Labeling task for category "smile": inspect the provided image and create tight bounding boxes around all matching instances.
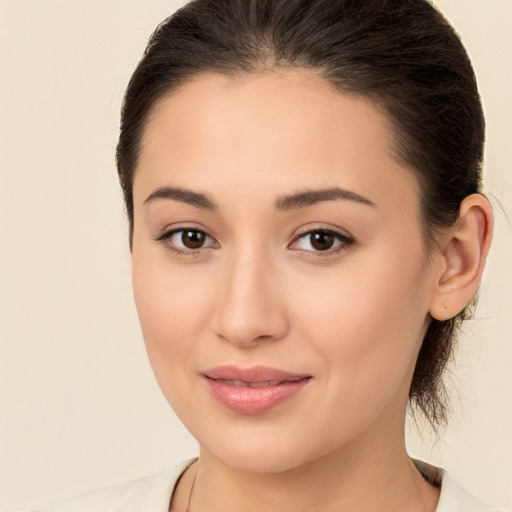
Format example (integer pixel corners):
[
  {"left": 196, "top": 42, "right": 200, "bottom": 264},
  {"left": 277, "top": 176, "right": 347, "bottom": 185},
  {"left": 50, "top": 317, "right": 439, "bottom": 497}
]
[
  {"left": 214, "top": 379, "right": 299, "bottom": 388},
  {"left": 203, "top": 366, "right": 312, "bottom": 414}
]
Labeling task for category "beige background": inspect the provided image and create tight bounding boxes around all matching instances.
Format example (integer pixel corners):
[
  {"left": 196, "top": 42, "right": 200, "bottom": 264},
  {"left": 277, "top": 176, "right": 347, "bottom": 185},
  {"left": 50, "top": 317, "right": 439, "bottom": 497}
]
[{"left": 0, "top": 0, "right": 510, "bottom": 510}]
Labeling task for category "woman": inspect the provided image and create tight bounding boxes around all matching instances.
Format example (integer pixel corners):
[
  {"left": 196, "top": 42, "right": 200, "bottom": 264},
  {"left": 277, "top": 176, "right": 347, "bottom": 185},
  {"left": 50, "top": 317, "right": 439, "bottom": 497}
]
[{"left": 32, "top": 0, "right": 505, "bottom": 510}]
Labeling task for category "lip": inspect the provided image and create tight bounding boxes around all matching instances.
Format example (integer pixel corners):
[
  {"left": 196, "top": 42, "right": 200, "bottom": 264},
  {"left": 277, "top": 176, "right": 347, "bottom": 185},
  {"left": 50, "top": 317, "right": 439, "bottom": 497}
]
[{"left": 202, "top": 365, "right": 312, "bottom": 414}]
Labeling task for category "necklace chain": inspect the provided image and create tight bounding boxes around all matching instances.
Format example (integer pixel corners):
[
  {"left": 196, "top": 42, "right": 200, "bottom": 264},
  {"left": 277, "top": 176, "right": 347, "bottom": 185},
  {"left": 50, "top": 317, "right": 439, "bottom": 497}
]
[{"left": 185, "top": 464, "right": 199, "bottom": 512}]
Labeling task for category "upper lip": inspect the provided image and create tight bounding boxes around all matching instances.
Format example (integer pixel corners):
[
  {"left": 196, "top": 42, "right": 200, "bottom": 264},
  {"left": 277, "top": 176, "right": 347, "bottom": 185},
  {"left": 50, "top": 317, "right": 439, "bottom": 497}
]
[{"left": 203, "top": 365, "right": 311, "bottom": 383}]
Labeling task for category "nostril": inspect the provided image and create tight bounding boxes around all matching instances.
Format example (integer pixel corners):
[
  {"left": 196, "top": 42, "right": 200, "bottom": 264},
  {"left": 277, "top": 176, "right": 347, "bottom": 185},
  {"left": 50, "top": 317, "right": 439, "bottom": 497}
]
[
  {"left": 214, "top": 312, "right": 289, "bottom": 347},
  {"left": 213, "top": 262, "right": 289, "bottom": 345}
]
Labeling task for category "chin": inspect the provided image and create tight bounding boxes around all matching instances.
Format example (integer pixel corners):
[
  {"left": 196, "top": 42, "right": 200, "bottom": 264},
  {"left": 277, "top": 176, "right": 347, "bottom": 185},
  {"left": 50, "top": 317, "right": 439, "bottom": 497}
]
[
  {"left": 194, "top": 423, "right": 332, "bottom": 474},
  {"left": 210, "top": 447, "right": 307, "bottom": 474}
]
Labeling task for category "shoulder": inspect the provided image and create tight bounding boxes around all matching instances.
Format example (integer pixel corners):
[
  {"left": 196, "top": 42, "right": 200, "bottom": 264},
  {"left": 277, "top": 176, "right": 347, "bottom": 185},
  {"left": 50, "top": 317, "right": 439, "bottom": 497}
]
[
  {"left": 413, "top": 459, "right": 509, "bottom": 512},
  {"left": 437, "top": 471, "right": 508, "bottom": 512},
  {"left": 31, "top": 458, "right": 195, "bottom": 512}
]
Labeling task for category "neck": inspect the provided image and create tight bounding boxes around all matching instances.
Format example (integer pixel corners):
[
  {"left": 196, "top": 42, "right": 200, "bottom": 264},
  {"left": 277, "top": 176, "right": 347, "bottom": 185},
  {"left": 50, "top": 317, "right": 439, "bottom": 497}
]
[{"left": 184, "top": 423, "right": 439, "bottom": 512}]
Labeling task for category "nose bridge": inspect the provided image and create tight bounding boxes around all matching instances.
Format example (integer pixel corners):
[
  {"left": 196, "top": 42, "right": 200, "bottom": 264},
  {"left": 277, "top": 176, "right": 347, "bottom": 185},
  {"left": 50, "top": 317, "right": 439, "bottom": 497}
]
[{"left": 214, "top": 241, "right": 288, "bottom": 346}]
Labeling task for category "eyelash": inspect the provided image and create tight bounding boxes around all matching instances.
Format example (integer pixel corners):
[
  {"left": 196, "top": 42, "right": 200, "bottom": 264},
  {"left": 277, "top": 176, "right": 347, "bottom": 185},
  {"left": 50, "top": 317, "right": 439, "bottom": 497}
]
[
  {"left": 291, "top": 227, "right": 354, "bottom": 258},
  {"left": 153, "top": 228, "right": 217, "bottom": 257},
  {"left": 153, "top": 227, "right": 354, "bottom": 258}
]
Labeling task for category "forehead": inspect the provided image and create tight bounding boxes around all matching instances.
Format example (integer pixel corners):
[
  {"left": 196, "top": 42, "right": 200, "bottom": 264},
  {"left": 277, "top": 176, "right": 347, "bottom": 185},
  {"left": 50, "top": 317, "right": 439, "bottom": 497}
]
[
  {"left": 135, "top": 70, "right": 419, "bottom": 216},
  {"left": 142, "top": 69, "right": 395, "bottom": 157}
]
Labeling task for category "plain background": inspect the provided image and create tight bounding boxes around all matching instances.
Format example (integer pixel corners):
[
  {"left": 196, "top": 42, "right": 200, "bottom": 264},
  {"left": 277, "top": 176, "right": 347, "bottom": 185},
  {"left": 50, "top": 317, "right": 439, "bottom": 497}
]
[{"left": 0, "top": 0, "right": 510, "bottom": 510}]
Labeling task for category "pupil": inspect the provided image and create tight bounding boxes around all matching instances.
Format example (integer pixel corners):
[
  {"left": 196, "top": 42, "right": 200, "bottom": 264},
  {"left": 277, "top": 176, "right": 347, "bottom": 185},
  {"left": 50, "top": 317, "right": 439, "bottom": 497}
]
[
  {"left": 182, "top": 230, "right": 205, "bottom": 249},
  {"left": 311, "top": 232, "right": 334, "bottom": 251}
]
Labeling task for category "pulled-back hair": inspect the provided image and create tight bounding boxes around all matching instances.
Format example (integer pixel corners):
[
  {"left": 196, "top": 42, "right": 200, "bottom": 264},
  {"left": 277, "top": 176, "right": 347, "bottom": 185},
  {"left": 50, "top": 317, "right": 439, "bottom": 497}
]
[{"left": 116, "top": 0, "right": 485, "bottom": 428}]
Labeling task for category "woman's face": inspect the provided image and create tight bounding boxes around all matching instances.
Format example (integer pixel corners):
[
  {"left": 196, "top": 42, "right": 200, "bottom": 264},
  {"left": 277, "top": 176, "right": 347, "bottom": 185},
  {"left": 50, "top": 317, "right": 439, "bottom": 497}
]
[{"left": 132, "top": 70, "right": 439, "bottom": 472}]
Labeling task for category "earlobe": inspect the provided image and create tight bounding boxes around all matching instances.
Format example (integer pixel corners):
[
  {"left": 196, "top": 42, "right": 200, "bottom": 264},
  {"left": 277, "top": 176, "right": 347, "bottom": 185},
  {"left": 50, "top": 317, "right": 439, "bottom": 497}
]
[{"left": 429, "top": 194, "right": 493, "bottom": 321}]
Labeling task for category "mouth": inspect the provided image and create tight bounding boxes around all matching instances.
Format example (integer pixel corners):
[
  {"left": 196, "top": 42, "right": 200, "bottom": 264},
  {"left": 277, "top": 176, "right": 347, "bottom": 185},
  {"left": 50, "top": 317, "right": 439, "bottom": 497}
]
[
  {"left": 212, "top": 379, "right": 296, "bottom": 388},
  {"left": 202, "top": 365, "right": 312, "bottom": 414}
]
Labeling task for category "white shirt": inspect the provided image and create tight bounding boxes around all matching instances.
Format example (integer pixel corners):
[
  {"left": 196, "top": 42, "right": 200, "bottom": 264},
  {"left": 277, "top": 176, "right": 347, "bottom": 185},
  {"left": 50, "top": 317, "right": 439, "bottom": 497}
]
[{"left": 32, "top": 458, "right": 507, "bottom": 512}]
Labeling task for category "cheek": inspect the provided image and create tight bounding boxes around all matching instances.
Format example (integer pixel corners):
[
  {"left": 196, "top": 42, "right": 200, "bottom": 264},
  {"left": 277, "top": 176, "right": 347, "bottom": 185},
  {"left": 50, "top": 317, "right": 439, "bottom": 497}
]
[
  {"left": 289, "top": 246, "right": 430, "bottom": 395},
  {"left": 293, "top": 250, "right": 427, "bottom": 335},
  {"left": 131, "top": 246, "right": 215, "bottom": 386}
]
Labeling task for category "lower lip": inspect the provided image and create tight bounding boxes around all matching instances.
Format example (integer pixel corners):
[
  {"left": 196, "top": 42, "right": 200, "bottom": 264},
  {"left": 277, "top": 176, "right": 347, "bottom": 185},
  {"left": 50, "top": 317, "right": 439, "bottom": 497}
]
[{"left": 204, "top": 377, "right": 311, "bottom": 414}]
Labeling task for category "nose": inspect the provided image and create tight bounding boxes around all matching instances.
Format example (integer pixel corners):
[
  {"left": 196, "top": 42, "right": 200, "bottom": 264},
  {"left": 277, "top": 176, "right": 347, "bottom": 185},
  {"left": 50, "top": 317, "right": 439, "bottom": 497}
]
[{"left": 213, "top": 246, "right": 289, "bottom": 347}]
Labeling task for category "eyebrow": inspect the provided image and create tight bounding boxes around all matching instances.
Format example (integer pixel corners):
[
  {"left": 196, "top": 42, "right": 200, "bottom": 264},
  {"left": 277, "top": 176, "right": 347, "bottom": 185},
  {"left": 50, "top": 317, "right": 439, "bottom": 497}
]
[
  {"left": 143, "top": 186, "right": 376, "bottom": 211},
  {"left": 275, "top": 187, "right": 376, "bottom": 211},
  {"left": 144, "top": 187, "right": 218, "bottom": 211}
]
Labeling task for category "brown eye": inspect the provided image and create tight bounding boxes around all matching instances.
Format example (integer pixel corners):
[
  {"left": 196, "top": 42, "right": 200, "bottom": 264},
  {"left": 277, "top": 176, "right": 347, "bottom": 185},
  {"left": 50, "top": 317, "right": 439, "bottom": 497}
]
[
  {"left": 155, "top": 227, "right": 217, "bottom": 255},
  {"left": 290, "top": 228, "right": 354, "bottom": 255},
  {"left": 181, "top": 230, "right": 206, "bottom": 249},
  {"left": 309, "top": 232, "right": 335, "bottom": 251}
]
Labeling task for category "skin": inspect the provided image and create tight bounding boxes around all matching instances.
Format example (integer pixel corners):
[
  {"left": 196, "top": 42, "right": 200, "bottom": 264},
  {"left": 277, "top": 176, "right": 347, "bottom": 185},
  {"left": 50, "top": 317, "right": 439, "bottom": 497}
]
[{"left": 131, "top": 70, "right": 492, "bottom": 512}]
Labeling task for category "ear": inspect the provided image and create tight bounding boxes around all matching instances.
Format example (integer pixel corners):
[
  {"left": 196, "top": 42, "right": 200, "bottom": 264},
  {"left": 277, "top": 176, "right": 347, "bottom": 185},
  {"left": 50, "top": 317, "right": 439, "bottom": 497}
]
[{"left": 429, "top": 194, "right": 493, "bottom": 321}]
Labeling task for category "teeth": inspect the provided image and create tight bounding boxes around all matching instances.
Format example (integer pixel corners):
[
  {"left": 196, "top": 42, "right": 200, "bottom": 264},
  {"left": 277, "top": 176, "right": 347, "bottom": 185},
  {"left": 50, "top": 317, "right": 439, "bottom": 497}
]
[
  {"left": 248, "top": 380, "right": 281, "bottom": 388},
  {"left": 216, "top": 379, "right": 282, "bottom": 387}
]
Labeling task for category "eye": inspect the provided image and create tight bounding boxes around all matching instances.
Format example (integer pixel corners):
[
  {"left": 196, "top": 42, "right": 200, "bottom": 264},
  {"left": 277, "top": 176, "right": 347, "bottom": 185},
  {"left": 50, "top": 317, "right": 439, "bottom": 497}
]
[
  {"left": 290, "top": 228, "right": 354, "bottom": 256},
  {"left": 154, "top": 227, "right": 218, "bottom": 255}
]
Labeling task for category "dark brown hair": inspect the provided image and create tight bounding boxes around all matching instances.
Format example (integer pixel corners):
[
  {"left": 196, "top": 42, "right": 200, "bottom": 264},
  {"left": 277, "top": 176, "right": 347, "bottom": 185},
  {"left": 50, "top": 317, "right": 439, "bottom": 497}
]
[{"left": 116, "top": 0, "right": 485, "bottom": 427}]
